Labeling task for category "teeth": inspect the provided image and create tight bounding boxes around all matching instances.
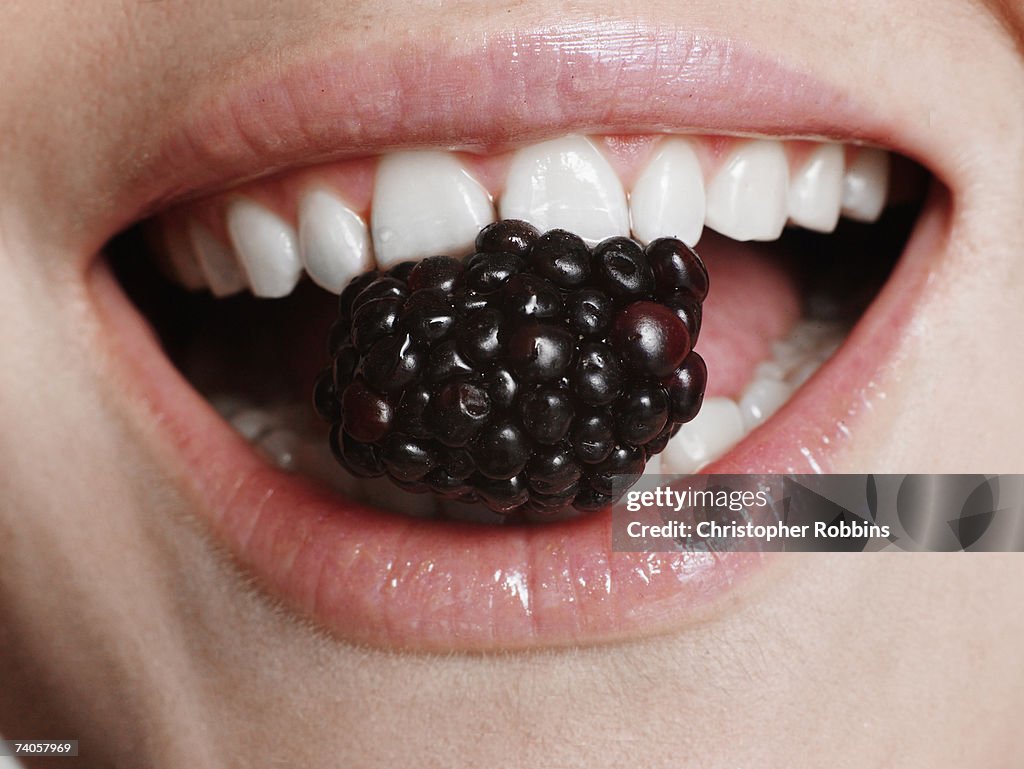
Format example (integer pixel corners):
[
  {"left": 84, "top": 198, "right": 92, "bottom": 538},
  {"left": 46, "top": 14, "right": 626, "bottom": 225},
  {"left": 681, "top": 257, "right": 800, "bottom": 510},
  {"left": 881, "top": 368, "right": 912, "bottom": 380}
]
[
  {"left": 188, "top": 220, "right": 247, "bottom": 297},
  {"left": 371, "top": 150, "right": 495, "bottom": 268},
  {"left": 298, "top": 188, "right": 375, "bottom": 294},
  {"left": 160, "top": 133, "right": 895, "bottom": 300},
  {"left": 256, "top": 427, "right": 300, "bottom": 471},
  {"left": 705, "top": 140, "right": 789, "bottom": 241},
  {"left": 658, "top": 320, "right": 845, "bottom": 475},
  {"left": 228, "top": 407, "right": 276, "bottom": 441},
  {"left": 499, "top": 135, "right": 630, "bottom": 244},
  {"left": 226, "top": 199, "right": 303, "bottom": 298},
  {"left": 842, "top": 148, "right": 890, "bottom": 222},
  {"left": 156, "top": 222, "right": 207, "bottom": 290},
  {"left": 787, "top": 143, "right": 844, "bottom": 233},
  {"left": 738, "top": 378, "right": 794, "bottom": 430},
  {"left": 629, "top": 138, "right": 706, "bottom": 247},
  {"left": 661, "top": 397, "right": 746, "bottom": 475}
]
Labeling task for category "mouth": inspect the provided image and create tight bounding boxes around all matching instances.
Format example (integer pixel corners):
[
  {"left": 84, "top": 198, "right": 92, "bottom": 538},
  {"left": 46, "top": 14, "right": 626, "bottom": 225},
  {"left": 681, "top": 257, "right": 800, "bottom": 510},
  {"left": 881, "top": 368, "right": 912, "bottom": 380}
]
[{"left": 90, "top": 23, "right": 944, "bottom": 652}]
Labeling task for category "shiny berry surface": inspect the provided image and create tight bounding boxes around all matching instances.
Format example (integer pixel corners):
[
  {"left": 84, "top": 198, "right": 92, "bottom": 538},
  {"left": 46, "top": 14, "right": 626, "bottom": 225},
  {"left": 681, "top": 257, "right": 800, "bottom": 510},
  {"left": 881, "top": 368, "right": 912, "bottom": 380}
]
[
  {"left": 314, "top": 221, "right": 709, "bottom": 517},
  {"left": 519, "top": 386, "right": 574, "bottom": 445},
  {"left": 645, "top": 237, "right": 709, "bottom": 300},
  {"left": 592, "top": 237, "right": 654, "bottom": 298},
  {"left": 529, "top": 229, "right": 591, "bottom": 289},
  {"left": 474, "top": 219, "right": 539, "bottom": 258},
  {"left": 610, "top": 301, "right": 691, "bottom": 378}
]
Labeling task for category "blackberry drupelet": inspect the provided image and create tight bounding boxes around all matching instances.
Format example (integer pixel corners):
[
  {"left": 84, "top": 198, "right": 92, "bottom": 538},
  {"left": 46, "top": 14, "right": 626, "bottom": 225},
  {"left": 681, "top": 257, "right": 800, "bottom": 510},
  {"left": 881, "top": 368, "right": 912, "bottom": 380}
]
[{"left": 314, "top": 220, "right": 709, "bottom": 518}]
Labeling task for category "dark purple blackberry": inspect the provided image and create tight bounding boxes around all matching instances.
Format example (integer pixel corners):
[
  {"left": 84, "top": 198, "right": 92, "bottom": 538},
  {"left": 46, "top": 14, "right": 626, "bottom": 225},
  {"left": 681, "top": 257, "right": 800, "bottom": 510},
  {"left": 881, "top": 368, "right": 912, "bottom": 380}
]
[
  {"left": 503, "top": 274, "right": 563, "bottom": 320},
  {"left": 362, "top": 334, "right": 425, "bottom": 393},
  {"left": 399, "top": 288, "right": 456, "bottom": 342},
  {"left": 592, "top": 237, "right": 654, "bottom": 298},
  {"left": 565, "top": 288, "right": 612, "bottom": 337},
  {"left": 314, "top": 221, "right": 709, "bottom": 518},
  {"left": 529, "top": 229, "right": 591, "bottom": 289},
  {"left": 571, "top": 343, "right": 623, "bottom": 406},
  {"left": 610, "top": 301, "right": 691, "bottom": 378},
  {"left": 663, "top": 351, "right": 707, "bottom": 424},
  {"left": 408, "top": 255, "right": 463, "bottom": 293},
  {"left": 475, "top": 219, "right": 539, "bottom": 258},
  {"left": 350, "top": 297, "right": 402, "bottom": 353},
  {"left": 425, "top": 379, "right": 491, "bottom": 447},
  {"left": 340, "top": 379, "right": 393, "bottom": 442},
  {"left": 519, "top": 386, "right": 574, "bottom": 445},
  {"left": 645, "top": 237, "right": 709, "bottom": 300}
]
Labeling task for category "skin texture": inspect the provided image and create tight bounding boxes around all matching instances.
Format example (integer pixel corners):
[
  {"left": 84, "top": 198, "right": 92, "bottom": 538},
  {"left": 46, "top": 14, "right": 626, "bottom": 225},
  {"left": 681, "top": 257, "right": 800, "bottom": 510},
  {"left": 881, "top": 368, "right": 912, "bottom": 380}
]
[{"left": 1, "top": 1, "right": 1023, "bottom": 767}]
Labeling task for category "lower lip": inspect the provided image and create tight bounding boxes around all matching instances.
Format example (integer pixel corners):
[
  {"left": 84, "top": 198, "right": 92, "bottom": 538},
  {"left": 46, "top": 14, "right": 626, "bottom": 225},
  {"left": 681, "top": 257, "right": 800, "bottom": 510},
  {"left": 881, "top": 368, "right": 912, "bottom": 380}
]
[{"left": 89, "top": 191, "right": 946, "bottom": 651}]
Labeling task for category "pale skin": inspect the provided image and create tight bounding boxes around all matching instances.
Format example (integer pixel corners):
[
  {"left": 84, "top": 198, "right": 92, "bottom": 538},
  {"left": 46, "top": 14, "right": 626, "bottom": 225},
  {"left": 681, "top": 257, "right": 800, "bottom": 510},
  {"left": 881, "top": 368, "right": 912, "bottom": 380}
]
[{"left": 1, "top": 1, "right": 1023, "bottom": 767}]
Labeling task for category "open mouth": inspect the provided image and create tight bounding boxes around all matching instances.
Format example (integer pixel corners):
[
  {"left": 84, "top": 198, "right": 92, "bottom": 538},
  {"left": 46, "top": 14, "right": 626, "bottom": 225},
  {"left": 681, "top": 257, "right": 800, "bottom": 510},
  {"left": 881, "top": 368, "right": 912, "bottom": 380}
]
[{"left": 90, "top": 25, "right": 945, "bottom": 652}]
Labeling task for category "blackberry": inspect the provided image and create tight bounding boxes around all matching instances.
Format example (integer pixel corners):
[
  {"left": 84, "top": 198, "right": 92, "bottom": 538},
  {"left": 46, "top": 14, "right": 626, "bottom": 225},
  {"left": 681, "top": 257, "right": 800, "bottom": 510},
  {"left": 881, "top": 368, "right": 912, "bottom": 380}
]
[{"left": 314, "top": 220, "right": 709, "bottom": 518}]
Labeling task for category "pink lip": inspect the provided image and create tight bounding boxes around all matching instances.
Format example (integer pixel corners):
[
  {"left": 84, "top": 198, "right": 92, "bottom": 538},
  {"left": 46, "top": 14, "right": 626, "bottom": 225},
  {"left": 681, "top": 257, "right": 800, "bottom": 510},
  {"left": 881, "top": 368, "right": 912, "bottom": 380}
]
[
  {"left": 89, "top": 25, "right": 948, "bottom": 651},
  {"left": 127, "top": 21, "right": 925, "bottom": 229}
]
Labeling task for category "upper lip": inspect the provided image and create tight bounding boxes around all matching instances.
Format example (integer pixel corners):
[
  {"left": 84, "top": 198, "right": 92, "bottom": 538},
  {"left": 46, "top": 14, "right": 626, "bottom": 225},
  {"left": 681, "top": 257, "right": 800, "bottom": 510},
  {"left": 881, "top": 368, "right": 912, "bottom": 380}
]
[
  {"left": 126, "top": 20, "right": 938, "bottom": 234},
  {"left": 91, "top": 21, "right": 948, "bottom": 652}
]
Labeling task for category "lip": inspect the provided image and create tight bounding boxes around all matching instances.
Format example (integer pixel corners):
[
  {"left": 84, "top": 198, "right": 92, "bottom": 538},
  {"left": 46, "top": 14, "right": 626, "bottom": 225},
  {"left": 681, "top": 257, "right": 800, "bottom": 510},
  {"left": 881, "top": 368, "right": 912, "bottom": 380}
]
[
  {"left": 87, "top": 24, "right": 950, "bottom": 652},
  {"left": 122, "top": 20, "right": 944, "bottom": 239}
]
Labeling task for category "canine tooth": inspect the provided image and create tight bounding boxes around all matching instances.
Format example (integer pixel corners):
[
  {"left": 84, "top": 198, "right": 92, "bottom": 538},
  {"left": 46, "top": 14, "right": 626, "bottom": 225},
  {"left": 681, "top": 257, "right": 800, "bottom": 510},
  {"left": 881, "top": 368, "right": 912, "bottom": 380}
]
[
  {"left": 842, "top": 148, "right": 890, "bottom": 222},
  {"left": 298, "top": 189, "right": 374, "bottom": 294},
  {"left": 770, "top": 338, "right": 804, "bottom": 373},
  {"left": 226, "top": 199, "right": 302, "bottom": 298},
  {"left": 372, "top": 151, "right": 494, "bottom": 267},
  {"left": 188, "top": 220, "right": 247, "bottom": 297},
  {"left": 500, "top": 135, "right": 629, "bottom": 244},
  {"left": 754, "top": 360, "right": 786, "bottom": 381},
  {"left": 705, "top": 140, "right": 789, "bottom": 241},
  {"left": 787, "top": 359, "right": 821, "bottom": 389},
  {"left": 208, "top": 394, "right": 246, "bottom": 420},
  {"left": 661, "top": 397, "right": 746, "bottom": 474},
  {"left": 629, "top": 138, "right": 706, "bottom": 246},
  {"left": 229, "top": 408, "right": 274, "bottom": 441},
  {"left": 787, "top": 321, "right": 833, "bottom": 352},
  {"left": 739, "top": 378, "right": 793, "bottom": 430},
  {"left": 787, "top": 143, "right": 844, "bottom": 233},
  {"left": 257, "top": 428, "right": 299, "bottom": 470},
  {"left": 158, "top": 223, "right": 207, "bottom": 290}
]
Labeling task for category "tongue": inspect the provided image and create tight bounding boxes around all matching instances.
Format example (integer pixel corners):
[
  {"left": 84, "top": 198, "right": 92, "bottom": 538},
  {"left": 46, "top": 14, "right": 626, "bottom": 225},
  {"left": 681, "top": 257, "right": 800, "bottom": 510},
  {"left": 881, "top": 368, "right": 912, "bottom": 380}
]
[
  {"left": 695, "top": 232, "right": 801, "bottom": 398},
  {"left": 177, "top": 231, "right": 801, "bottom": 405}
]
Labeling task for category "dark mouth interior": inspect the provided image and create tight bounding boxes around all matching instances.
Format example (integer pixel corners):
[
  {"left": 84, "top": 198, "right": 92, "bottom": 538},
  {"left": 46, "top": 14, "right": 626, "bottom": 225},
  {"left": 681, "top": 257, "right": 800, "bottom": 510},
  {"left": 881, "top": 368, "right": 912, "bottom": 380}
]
[{"left": 105, "top": 160, "right": 929, "bottom": 522}]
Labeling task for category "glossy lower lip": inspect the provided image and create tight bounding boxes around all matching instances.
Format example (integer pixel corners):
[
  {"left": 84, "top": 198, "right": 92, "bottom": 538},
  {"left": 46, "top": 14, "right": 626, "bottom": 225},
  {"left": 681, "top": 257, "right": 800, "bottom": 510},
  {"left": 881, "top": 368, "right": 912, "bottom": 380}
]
[{"left": 89, "top": 24, "right": 949, "bottom": 652}]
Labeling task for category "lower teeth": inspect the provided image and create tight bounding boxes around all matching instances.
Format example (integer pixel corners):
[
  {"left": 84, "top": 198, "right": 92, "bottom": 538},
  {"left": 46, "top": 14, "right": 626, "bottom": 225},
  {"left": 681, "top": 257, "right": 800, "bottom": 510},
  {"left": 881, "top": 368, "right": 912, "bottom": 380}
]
[{"left": 210, "top": 317, "right": 847, "bottom": 521}]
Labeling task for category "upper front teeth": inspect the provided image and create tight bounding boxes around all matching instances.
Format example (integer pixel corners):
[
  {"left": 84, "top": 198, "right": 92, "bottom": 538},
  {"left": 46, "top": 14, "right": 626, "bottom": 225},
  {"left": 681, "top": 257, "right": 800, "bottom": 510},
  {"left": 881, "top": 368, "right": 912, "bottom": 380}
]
[
  {"left": 298, "top": 188, "right": 374, "bottom": 293},
  {"left": 704, "top": 139, "right": 790, "bottom": 242},
  {"left": 225, "top": 199, "right": 302, "bottom": 298},
  {"left": 189, "top": 219, "right": 247, "bottom": 297},
  {"left": 628, "top": 137, "right": 706, "bottom": 247},
  {"left": 841, "top": 147, "right": 890, "bottom": 222},
  {"left": 371, "top": 150, "right": 495, "bottom": 266},
  {"left": 499, "top": 135, "right": 630, "bottom": 244},
  {"left": 156, "top": 133, "right": 892, "bottom": 298},
  {"left": 787, "top": 143, "right": 844, "bottom": 233}
]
